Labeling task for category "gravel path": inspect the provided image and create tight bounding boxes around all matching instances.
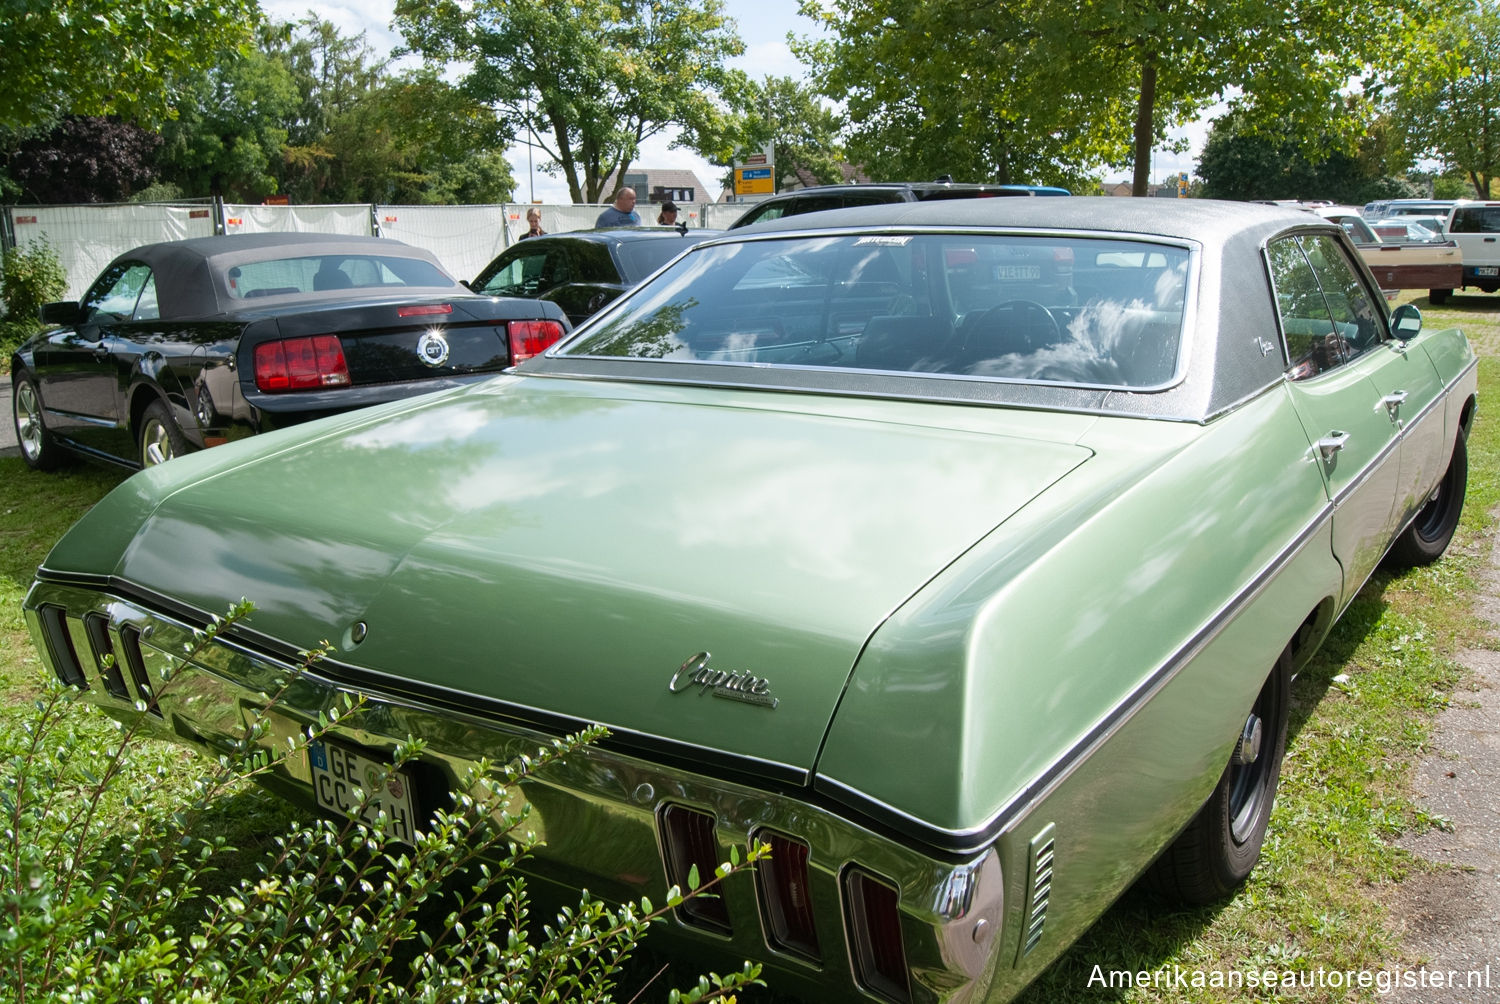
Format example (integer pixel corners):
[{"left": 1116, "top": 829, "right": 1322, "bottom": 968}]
[{"left": 1385, "top": 522, "right": 1500, "bottom": 1003}]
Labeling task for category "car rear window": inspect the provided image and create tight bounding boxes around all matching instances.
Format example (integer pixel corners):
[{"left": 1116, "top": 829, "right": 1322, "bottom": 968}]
[
  {"left": 225, "top": 254, "right": 454, "bottom": 299},
  {"left": 615, "top": 239, "right": 700, "bottom": 283},
  {"left": 560, "top": 233, "right": 1190, "bottom": 389}
]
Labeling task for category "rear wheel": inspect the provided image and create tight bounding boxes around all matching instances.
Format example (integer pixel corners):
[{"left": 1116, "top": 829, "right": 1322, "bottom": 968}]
[
  {"left": 138, "top": 399, "right": 189, "bottom": 467},
  {"left": 1427, "top": 289, "right": 1451, "bottom": 306},
  {"left": 1148, "top": 648, "right": 1291, "bottom": 905},
  {"left": 1387, "top": 433, "right": 1467, "bottom": 569},
  {"left": 12, "top": 373, "right": 67, "bottom": 471}
]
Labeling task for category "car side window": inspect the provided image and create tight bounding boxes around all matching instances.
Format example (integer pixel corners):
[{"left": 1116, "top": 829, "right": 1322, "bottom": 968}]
[
  {"left": 83, "top": 263, "right": 154, "bottom": 324},
  {"left": 134, "top": 275, "right": 160, "bottom": 320},
  {"left": 1449, "top": 207, "right": 1500, "bottom": 234},
  {"left": 1268, "top": 235, "right": 1384, "bottom": 381},
  {"left": 479, "top": 249, "right": 553, "bottom": 296}
]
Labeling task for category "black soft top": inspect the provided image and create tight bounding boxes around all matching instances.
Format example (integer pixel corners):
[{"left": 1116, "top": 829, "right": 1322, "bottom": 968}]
[{"left": 111, "top": 233, "right": 457, "bottom": 319}]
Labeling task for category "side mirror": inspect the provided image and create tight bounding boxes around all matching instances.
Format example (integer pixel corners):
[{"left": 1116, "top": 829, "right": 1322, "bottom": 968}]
[
  {"left": 1390, "top": 302, "right": 1422, "bottom": 340},
  {"left": 39, "top": 301, "right": 82, "bottom": 326}
]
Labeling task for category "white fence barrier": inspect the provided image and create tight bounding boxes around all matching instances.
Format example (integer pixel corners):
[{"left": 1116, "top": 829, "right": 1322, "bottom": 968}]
[
  {"left": 10, "top": 204, "right": 216, "bottom": 299},
  {"left": 222, "top": 203, "right": 373, "bottom": 237},
  {"left": 5, "top": 199, "right": 746, "bottom": 303}
]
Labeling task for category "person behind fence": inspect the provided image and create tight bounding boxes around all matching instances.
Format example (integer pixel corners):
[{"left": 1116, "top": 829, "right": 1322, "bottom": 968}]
[
  {"left": 519, "top": 207, "right": 547, "bottom": 240},
  {"left": 596, "top": 187, "right": 641, "bottom": 227},
  {"left": 656, "top": 200, "right": 679, "bottom": 226}
]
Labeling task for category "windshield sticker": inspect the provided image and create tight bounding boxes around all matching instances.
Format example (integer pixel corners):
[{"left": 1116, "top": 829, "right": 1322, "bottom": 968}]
[{"left": 853, "top": 236, "right": 913, "bottom": 247}]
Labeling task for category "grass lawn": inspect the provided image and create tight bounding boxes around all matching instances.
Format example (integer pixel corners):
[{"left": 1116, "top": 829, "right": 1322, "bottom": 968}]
[{"left": 2, "top": 289, "right": 1497, "bottom": 1002}]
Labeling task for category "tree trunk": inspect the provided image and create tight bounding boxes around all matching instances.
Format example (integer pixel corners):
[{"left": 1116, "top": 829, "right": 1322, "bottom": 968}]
[{"left": 1132, "top": 54, "right": 1157, "bottom": 198}]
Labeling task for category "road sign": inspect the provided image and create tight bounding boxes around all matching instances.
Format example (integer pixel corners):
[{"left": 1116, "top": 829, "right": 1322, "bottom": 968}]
[{"left": 735, "top": 166, "right": 774, "bottom": 195}]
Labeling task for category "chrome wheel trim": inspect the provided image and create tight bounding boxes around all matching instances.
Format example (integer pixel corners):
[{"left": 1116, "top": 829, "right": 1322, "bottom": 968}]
[
  {"left": 15, "top": 381, "right": 44, "bottom": 462},
  {"left": 140, "top": 418, "right": 174, "bottom": 466}
]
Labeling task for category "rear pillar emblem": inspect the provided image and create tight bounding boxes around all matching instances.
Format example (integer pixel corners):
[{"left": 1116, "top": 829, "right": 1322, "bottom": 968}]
[{"left": 416, "top": 331, "right": 450, "bottom": 367}]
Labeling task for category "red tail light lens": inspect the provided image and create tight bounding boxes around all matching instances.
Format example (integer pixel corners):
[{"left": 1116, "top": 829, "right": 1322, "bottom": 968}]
[
  {"left": 754, "top": 830, "right": 820, "bottom": 962},
  {"left": 844, "top": 868, "right": 911, "bottom": 1003},
  {"left": 254, "top": 335, "right": 351, "bottom": 392},
  {"left": 657, "top": 804, "right": 732, "bottom": 934},
  {"left": 397, "top": 303, "right": 453, "bottom": 317},
  {"left": 507, "top": 319, "right": 566, "bottom": 363}
]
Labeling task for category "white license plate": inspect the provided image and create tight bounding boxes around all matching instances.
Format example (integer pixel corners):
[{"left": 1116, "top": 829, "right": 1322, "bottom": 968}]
[
  {"left": 994, "top": 264, "right": 1043, "bottom": 281},
  {"left": 1477, "top": 267, "right": 1499, "bottom": 277},
  {"left": 309, "top": 741, "right": 417, "bottom": 841}
]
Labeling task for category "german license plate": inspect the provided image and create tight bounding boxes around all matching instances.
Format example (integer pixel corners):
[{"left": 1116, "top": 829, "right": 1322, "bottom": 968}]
[
  {"left": 1477, "top": 267, "right": 1499, "bottom": 277},
  {"left": 994, "top": 264, "right": 1042, "bottom": 280},
  {"left": 308, "top": 741, "right": 417, "bottom": 841}
]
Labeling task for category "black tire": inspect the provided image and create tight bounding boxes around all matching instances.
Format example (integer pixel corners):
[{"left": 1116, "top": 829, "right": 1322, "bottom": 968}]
[
  {"left": 12, "top": 373, "right": 68, "bottom": 471},
  {"left": 138, "top": 399, "right": 190, "bottom": 467},
  {"left": 1427, "top": 289, "right": 1451, "bottom": 306},
  {"left": 1148, "top": 648, "right": 1291, "bottom": 905},
  {"left": 1386, "top": 433, "right": 1467, "bottom": 569}
]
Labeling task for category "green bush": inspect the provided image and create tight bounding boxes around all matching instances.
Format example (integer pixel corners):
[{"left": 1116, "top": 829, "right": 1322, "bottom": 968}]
[
  {"left": 0, "top": 601, "right": 765, "bottom": 1003},
  {"left": 1, "top": 237, "right": 67, "bottom": 365}
]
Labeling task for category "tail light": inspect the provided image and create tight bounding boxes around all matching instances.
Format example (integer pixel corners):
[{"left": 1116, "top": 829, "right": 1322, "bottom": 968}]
[
  {"left": 83, "top": 613, "right": 130, "bottom": 700},
  {"left": 843, "top": 868, "right": 911, "bottom": 1003},
  {"left": 118, "top": 626, "right": 161, "bottom": 717},
  {"left": 397, "top": 304, "right": 453, "bottom": 318},
  {"left": 507, "top": 319, "right": 566, "bottom": 363},
  {"left": 754, "top": 830, "right": 820, "bottom": 962},
  {"left": 36, "top": 605, "right": 86, "bottom": 688},
  {"left": 657, "top": 804, "right": 732, "bottom": 934},
  {"left": 254, "top": 335, "right": 351, "bottom": 392}
]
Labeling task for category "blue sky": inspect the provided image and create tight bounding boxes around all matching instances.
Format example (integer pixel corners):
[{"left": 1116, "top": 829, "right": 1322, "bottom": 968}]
[{"left": 261, "top": 0, "right": 1200, "bottom": 201}]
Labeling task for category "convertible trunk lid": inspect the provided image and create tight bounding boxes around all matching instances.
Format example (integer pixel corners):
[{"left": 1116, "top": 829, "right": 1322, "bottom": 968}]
[{"left": 47, "top": 376, "right": 1094, "bottom": 773}]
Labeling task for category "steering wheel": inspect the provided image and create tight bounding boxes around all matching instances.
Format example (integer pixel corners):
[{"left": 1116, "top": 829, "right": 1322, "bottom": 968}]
[{"left": 991, "top": 300, "right": 1062, "bottom": 349}]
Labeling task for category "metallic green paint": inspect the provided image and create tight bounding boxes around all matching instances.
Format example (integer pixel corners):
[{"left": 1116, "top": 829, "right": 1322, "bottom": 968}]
[{"left": 42, "top": 375, "right": 1100, "bottom": 771}]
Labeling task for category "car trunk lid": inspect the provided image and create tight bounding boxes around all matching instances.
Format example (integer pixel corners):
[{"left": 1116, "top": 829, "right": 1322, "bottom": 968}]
[{"left": 105, "top": 377, "right": 1094, "bottom": 773}]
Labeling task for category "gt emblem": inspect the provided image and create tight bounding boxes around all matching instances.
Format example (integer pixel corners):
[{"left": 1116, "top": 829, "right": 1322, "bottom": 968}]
[{"left": 416, "top": 331, "right": 450, "bottom": 367}]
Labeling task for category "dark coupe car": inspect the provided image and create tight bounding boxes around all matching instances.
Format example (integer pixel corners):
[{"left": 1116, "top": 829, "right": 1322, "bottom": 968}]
[
  {"left": 468, "top": 226, "right": 723, "bottom": 325},
  {"left": 726, "top": 180, "right": 1070, "bottom": 229},
  {"left": 24, "top": 200, "right": 1475, "bottom": 1002},
  {"left": 10, "top": 232, "right": 569, "bottom": 470}
]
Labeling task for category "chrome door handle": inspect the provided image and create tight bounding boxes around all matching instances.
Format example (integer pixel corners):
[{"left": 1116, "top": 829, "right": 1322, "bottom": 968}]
[
  {"left": 1317, "top": 431, "right": 1350, "bottom": 464},
  {"left": 1382, "top": 391, "right": 1408, "bottom": 421}
]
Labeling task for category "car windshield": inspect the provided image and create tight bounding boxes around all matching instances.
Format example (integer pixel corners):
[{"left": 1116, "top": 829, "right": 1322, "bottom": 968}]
[
  {"left": 225, "top": 254, "right": 454, "bottom": 299},
  {"left": 559, "top": 233, "right": 1190, "bottom": 388}
]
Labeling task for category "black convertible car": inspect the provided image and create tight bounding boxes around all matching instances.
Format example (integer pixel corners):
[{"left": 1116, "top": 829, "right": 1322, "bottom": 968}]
[{"left": 10, "top": 233, "right": 569, "bottom": 470}]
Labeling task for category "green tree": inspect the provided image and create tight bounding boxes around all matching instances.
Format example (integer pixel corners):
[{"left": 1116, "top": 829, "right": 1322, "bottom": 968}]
[
  {"left": 799, "top": 0, "right": 1431, "bottom": 196},
  {"left": 794, "top": 0, "right": 1136, "bottom": 189},
  {"left": 686, "top": 74, "right": 845, "bottom": 192},
  {"left": 1392, "top": 1, "right": 1500, "bottom": 198},
  {"left": 393, "top": 0, "right": 745, "bottom": 203},
  {"left": 268, "top": 18, "right": 515, "bottom": 204},
  {"left": 155, "top": 25, "right": 301, "bottom": 201},
  {"left": 0, "top": 1, "right": 259, "bottom": 134},
  {"left": 1197, "top": 104, "right": 1421, "bottom": 203}
]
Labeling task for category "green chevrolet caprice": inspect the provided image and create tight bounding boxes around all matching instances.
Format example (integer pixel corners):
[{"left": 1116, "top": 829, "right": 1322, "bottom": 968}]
[{"left": 24, "top": 198, "right": 1476, "bottom": 1002}]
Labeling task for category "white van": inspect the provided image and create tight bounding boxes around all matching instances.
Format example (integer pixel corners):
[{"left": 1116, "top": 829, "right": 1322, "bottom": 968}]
[
  {"left": 1361, "top": 198, "right": 1457, "bottom": 221},
  {"left": 1435, "top": 201, "right": 1500, "bottom": 304}
]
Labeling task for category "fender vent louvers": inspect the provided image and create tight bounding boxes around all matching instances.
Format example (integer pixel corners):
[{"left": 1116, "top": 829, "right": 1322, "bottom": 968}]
[{"left": 1019, "top": 824, "right": 1056, "bottom": 960}]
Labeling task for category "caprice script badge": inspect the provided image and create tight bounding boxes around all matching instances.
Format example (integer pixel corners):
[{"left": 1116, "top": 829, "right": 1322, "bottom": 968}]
[{"left": 668, "top": 652, "right": 779, "bottom": 709}]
